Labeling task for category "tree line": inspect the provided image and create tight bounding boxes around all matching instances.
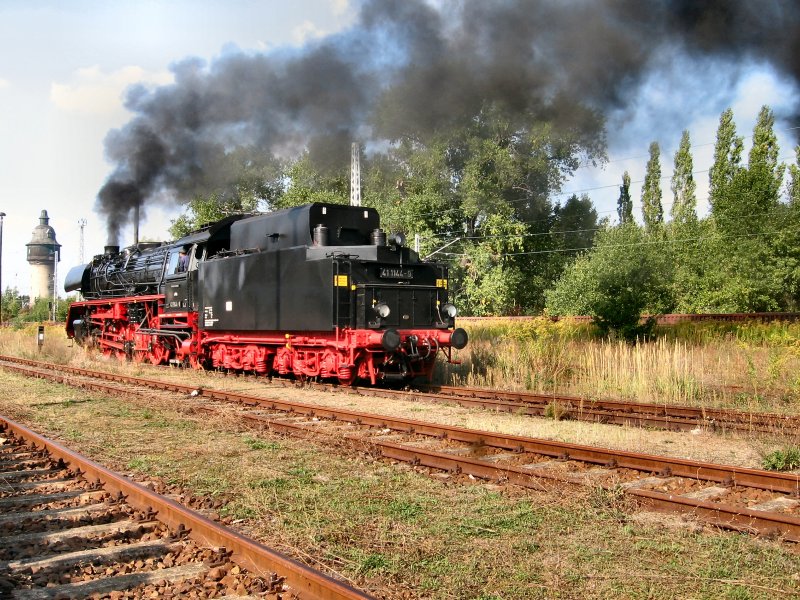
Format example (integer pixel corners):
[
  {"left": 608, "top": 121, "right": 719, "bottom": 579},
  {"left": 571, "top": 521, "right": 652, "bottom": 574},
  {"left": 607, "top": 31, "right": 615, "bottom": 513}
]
[
  {"left": 170, "top": 104, "right": 800, "bottom": 337},
  {"left": 547, "top": 106, "right": 800, "bottom": 337},
  {"left": 0, "top": 290, "right": 70, "bottom": 325}
]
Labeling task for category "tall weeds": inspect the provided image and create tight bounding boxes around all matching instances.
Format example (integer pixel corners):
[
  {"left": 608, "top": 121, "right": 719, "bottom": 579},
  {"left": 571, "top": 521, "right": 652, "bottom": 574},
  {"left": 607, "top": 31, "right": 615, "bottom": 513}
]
[
  {"left": 2, "top": 320, "right": 799, "bottom": 413},
  {"left": 442, "top": 318, "right": 800, "bottom": 411}
]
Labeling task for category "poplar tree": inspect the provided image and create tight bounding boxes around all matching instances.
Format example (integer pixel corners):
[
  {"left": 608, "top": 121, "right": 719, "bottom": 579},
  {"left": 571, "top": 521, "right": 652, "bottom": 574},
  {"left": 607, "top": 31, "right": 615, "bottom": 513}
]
[
  {"left": 709, "top": 105, "right": 785, "bottom": 310},
  {"left": 789, "top": 146, "right": 800, "bottom": 206},
  {"left": 747, "top": 105, "right": 784, "bottom": 211},
  {"left": 782, "top": 146, "right": 800, "bottom": 308},
  {"left": 670, "top": 130, "right": 697, "bottom": 225},
  {"left": 617, "top": 171, "right": 633, "bottom": 224},
  {"left": 641, "top": 142, "right": 663, "bottom": 232},
  {"left": 708, "top": 107, "right": 743, "bottom": 214}
]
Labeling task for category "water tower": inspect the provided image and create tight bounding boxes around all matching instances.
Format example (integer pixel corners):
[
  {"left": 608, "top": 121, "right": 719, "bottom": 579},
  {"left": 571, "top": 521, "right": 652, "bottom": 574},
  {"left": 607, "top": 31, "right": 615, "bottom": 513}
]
[{"left": 26, "top": 210, "right": 61, "bottom": 301}]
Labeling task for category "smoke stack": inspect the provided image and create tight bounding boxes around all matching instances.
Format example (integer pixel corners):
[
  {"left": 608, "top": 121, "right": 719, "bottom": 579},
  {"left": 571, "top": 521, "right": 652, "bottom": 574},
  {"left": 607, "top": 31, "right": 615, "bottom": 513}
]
[{"left": 133, "top": 203, "right": 139, "bottom": 247}]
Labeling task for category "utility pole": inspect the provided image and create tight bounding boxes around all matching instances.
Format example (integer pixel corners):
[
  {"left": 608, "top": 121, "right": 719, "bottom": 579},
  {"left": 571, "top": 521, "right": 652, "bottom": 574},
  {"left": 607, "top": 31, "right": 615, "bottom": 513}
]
[{"left": 350, "top": 142, "right": 361, "bottom": 207}]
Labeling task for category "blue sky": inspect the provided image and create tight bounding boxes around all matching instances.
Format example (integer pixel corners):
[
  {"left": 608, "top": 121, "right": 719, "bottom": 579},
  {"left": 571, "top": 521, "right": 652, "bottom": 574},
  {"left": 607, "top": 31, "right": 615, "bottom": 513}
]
[
  {"left": 0, "top": 0, "right": 796, "bottom": 296},
  {"left": 0, "top": 0, "right": 352, "bottom": 295}
]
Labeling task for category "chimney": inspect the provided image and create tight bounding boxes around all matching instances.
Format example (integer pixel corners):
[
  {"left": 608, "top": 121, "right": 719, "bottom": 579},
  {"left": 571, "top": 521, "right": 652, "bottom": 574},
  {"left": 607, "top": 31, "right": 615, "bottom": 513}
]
[{"left": 133, "top": 203, "right": 139, "bottom": 247}]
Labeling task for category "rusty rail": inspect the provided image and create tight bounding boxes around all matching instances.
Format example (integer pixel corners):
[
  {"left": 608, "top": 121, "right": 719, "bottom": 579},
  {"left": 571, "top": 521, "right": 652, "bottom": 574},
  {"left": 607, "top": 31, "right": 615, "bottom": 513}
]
[
  {"left": 457, "top": 312, "right": 800, "bottom": 324},
  {"left": 5, "top": 353, "right": 792, "bottom": 435},
  {"left": 408, "top": 383, "right": 799, "bottom": 434},
  {"left": 3, "top": 357, "right": 800, "bottom": 542},
  {"left": 0, "top": 416, "right": 374, "bottom": 600}
]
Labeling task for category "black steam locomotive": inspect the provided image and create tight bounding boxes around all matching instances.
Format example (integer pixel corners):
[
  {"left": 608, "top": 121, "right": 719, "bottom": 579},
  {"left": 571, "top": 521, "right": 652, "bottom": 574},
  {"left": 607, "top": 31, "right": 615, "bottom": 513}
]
[{"left": 64, "top": 203, "right": 467, "bottom": 384}]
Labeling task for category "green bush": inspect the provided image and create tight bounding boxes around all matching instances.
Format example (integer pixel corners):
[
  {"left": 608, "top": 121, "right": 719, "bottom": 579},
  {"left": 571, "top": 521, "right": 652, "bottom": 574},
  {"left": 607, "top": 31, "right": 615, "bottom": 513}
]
[
  {"left": 762, "top": 447, "right": 800, "bottom": 471},
  {"left": 546, "top": 223, "right": 674, "bottom": 341}
]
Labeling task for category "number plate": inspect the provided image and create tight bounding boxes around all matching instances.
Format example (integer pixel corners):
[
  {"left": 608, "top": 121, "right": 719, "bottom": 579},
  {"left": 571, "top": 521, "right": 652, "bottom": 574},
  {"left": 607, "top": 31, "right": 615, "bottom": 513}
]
[{"left": 379, "top": 267, "right": 414, "bottom": 279}]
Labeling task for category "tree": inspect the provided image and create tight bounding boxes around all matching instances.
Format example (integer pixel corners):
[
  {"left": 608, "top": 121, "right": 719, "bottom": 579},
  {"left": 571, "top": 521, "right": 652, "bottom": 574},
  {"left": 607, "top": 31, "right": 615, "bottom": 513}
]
[
  {"left": 746, "top": 105, "right": 784, "bottom": 213},
  {"left": 617, "top": 171, "right": 633, "bottom": 224},
  {"left": 789, "top": 145, "right": 800, "bottom": 206},
  {"left": 670, "top": 130, "right": 697, "bottom": 226},
  {"left": 546, "top": 223, "right": 674, "bottom": 340},
  {"left": 169, "top": 191, "right": 262, "bottom": 239},
  {"left": 708, "top": 107, "right": 743, "bottom": 213},
  {"left": 708, "top": 106, "right": 785, "bottom": 310},
  {"left": 552, "top": 193, "right": 598, "bottom": 253},
  {"left": 641, "top": 142, "right": 663, "bottom": 232},
  {"left": 458, "top": 213, "right": 527, "bottom": 316},
  {"left": 1, "top": 287, "right": 24, "bottom": 323},
  {"left": 275, "top": 152, "right": 350, "bottom": 210},
  {"left": 365, "top": 102, "right": 607, "bottom": 314},
  {"left": 770, "top": 145, "right": 800, "bottom": 309}
]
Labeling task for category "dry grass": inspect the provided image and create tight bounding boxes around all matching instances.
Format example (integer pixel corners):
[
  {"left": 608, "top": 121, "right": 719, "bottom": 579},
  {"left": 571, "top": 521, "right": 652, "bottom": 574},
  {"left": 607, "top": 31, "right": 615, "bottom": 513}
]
[
  {"left": 2, "top": 323, "right": 796, "bottom": 469},
  {"left": 441, "top": 319, "right": 800, "bottom": 414},
  {"left": 0, "top": 368, "right": 799, "bottom": 599}
]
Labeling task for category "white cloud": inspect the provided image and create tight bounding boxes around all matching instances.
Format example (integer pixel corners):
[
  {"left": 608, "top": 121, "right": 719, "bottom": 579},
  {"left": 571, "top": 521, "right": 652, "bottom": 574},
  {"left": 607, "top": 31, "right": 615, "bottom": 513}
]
[
  {"left": 50, "top": 65, "right": 172, "bottom": 116},
  {"left": 0, "top": 78, "right": 9, "bottom": 89},
  {"left": 292, "top": 20, "right": 326, "bottom": 44},
  {"left": 329, "top": 0, "right": 350, "bottom": 17}
]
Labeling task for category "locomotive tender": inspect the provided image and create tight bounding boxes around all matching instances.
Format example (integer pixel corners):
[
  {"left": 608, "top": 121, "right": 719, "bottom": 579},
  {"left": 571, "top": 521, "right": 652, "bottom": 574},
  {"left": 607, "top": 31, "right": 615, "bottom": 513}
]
[{"left": 64, "top": 203, "right": 468, "bottom": 385}]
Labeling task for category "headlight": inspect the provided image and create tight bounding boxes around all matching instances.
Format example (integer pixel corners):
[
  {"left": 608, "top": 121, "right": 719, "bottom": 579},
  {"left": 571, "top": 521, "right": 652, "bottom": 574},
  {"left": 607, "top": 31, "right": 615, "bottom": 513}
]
[
  {"left": 375, "top": 302, "right": 391, "bottom": 318},
  {"left": 441, "top": 303, "right": 457, "bottom": 318}
]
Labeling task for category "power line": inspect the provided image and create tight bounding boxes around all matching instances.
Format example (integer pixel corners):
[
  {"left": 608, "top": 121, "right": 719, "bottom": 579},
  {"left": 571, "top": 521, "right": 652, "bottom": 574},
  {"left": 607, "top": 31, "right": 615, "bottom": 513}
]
[
  {"left": 436, "top": 227, "right": 797, "bottom": 258},
  {"left": 421, "top": 190, "right": 799, "bottom": 244},
  {"left": 383, "top": 157, "right": 781, "bottom": 223}
]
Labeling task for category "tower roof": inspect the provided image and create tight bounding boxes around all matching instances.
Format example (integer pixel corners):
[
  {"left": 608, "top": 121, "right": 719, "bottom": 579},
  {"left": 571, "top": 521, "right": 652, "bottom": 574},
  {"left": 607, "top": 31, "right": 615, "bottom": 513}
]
[{"left": 26, "top": 209, "right": 61, "bottom": 264}]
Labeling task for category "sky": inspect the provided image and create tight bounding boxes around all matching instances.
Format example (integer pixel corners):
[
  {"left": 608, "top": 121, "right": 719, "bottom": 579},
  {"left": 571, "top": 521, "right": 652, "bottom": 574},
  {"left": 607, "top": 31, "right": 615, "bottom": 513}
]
[
  {"left": 0, "top": 0, "right": 352, "bottom": 297},
  {"left": 0, "top": 0, "right": 797, "bottom": 297}
]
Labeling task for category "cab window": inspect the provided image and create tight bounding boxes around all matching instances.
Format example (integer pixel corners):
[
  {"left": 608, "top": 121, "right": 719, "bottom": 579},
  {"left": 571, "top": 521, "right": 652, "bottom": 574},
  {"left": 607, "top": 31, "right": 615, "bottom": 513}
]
[{"left": 167, "top": 250, "right": 182, "bottom": 275}]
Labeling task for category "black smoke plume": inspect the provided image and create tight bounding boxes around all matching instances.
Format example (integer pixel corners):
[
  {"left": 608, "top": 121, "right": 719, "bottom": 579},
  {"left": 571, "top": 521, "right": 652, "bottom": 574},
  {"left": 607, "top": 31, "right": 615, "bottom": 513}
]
[{"left": 97, "top": 0, "right": 800, "bottom": 243}]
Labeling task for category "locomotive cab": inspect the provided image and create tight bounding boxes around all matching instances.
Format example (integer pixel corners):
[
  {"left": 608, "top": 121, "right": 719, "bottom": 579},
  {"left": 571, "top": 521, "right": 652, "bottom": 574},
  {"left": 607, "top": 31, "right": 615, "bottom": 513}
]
[{"left": 161, "top": 244, "right": 198, "bottom": 312}]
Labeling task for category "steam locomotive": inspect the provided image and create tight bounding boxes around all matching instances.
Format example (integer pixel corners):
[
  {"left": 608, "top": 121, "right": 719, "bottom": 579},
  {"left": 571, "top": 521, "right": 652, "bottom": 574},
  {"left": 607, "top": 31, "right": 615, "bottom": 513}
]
[{"left": 64, "top": 203, "right": 467, "bottom": 385}]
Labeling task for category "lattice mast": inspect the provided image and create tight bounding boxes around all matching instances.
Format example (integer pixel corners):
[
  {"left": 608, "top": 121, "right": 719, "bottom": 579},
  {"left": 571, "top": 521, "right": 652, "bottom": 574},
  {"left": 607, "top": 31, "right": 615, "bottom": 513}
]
[
  {"left": 78, "top": 218, "right": 87, "bottom": 264},
  {"left": 350, "top": 142, "right": 361, "bottom": 207}
]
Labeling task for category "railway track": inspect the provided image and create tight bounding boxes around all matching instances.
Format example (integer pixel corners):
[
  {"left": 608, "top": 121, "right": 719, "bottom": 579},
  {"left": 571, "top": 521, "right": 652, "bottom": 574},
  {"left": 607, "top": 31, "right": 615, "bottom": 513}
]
[
  {"left": 2, "top": 357, "right": 800, "bottom": 543},
  {"left": 279, "top": 377, "right": 797, "bottom": 435},
  {"left": 0, "top": 415, "right": 373, "bottom": 599},
  {"left": 458, "top": 311, "right": 800, "bottom": 324},
  {"left": 409, "top": 383, "right": 799, "bottom": 434},
  {"left": 3, "top": 354, "right": 793, "bottom": 435}
]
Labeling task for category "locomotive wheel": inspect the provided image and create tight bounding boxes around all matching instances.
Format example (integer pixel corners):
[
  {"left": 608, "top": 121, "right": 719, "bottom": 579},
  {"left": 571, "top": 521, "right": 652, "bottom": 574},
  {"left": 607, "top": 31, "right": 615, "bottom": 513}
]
[
  {"left": 148, "top": 340, "right": 170, "bottom": 365},
  {"left": 189, "top": 353, "right": 209, "bottom": 370},
  {"left": 337, "top": 371, "right": 357, "bottom": 386},
  {"left": 336, "top": 358, "right": 360, "bottom": 386}
]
